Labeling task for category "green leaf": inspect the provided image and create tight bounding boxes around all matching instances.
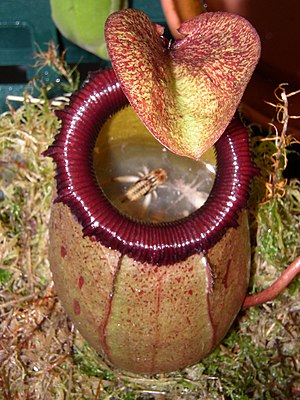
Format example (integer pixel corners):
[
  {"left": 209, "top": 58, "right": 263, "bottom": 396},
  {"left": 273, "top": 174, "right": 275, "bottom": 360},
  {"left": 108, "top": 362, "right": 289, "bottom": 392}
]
[{"left": 50, "top": 0, "right": 127, "bottom": 60}]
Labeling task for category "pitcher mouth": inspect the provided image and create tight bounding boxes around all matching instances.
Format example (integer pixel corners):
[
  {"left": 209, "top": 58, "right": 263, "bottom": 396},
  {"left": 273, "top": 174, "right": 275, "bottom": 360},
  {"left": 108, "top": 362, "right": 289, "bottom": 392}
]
[{"left": 44, "top": 68, "right": 256, "bottom": 266}]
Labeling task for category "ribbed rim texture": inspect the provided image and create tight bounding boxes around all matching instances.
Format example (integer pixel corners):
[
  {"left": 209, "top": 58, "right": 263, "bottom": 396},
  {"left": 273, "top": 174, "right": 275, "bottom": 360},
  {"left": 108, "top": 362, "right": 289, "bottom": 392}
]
[{"left": 44, "top": 69, "right": 257, "bottom": 266}]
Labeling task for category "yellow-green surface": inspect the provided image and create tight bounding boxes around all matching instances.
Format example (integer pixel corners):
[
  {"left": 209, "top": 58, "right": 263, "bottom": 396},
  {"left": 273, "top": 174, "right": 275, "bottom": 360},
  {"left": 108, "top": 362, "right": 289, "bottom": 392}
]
[
  {"left": 105, "top": 10, "right": 260, "bottom": 159},
  {"left": 48, "top": 200, "right": 250, "bottom": 374},
  {"left": 50, "top": 0, "right": 127, "bottom": 60}
]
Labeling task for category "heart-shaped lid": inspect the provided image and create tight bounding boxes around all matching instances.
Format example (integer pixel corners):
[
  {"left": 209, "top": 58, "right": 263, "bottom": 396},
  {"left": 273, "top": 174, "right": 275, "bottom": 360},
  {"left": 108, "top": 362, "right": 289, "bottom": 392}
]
[{"left": 105, "top": 9, "right": 261, "bottom": 159}]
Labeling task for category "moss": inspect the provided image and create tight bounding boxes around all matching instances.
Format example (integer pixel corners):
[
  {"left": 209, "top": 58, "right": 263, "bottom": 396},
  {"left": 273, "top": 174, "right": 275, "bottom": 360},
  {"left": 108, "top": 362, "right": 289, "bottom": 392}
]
[
  {"left": 0, "top": 48, "right": 299, "bottom": 399},
  {"left": 0, "top": 269, "right": 12, "bottom": 287}
]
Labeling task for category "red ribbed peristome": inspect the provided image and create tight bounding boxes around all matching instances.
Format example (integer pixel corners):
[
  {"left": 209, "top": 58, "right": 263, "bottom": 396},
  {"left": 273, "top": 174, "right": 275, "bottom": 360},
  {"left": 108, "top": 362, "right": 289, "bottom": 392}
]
[{"left": 45, "top": 69, "right": 256, "bottom": 266}]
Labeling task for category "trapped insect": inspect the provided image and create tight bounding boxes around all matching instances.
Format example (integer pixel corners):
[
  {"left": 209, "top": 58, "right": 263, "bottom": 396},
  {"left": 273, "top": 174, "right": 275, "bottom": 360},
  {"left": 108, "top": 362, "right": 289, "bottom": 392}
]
[{"left": 116, "top": 167, "right": 168, "bottom": 203}]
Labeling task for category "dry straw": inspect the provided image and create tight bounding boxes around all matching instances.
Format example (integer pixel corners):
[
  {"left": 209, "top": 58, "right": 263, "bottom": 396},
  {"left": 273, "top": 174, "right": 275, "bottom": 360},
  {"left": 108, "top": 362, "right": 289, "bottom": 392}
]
[{"left": 0, "top": 45, "right": 299, "bottom": 399}]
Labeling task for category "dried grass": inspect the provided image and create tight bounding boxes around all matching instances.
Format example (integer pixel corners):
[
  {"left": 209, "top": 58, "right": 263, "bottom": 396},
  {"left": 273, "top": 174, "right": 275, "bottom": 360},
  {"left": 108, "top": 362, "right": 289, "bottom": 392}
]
[{"left": 0, "top": 50, "right": 299, "bottom": 399}]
